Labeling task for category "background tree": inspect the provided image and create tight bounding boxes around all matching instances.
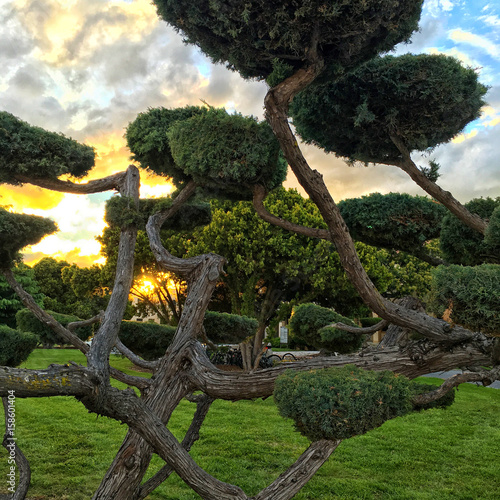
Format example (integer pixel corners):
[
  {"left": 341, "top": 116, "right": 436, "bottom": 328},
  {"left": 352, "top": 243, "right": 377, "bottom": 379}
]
[{"left": 0, "top": 262, "right": 44, "bottom": 328}]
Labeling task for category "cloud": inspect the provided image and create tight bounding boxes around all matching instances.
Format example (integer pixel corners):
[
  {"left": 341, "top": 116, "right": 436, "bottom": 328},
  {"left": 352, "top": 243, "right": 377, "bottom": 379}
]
[
  {"left": 449, "top": 29, "right": 500, "bottom": 60},
  {"left": 0, "top": 185, "right": 65, "bottom": 211}
]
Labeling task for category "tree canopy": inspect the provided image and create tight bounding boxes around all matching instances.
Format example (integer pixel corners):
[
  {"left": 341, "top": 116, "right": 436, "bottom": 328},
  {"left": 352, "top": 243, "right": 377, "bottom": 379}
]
[
  {"left": 0, "top": 207, "right": 57, "bottom": 266},
  {"left": 153, "top": 0, "right": 423, "bottom": 81},
  {"left": 0, "top": 111, "right": 95, "bottom": 185},
  {"left": 126, "top": 106, "right": 287, "bottom": 193},
  {"left": 290, "top": 54, "right": 487, "bottom": 164}
]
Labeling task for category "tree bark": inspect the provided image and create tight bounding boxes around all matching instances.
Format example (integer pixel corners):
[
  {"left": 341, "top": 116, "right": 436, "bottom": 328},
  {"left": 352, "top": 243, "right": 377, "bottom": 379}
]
[{"left": 389, "top": 135, "right": 488, "bottom": 235}]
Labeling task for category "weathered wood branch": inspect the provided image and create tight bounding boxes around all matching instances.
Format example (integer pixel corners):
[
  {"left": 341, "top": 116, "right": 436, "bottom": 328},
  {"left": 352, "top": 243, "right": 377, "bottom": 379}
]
[
  {"left": 83, "top": 386, "right": 248, "bottom": 500},
  {"left": 146, "top": 180, "right": 208, "bottom": 278},
  {"left": 87, "top": 165, "right": 140, "bottom": 381},
  {"left": 0, "top": 365, "right": 95, "bottom": 398},
  {"left": 331, "top": 319, "right": 389, "bottom": 335},
  {"left": 412, "top": 368, "right": 500, "bottom": 406},
  {"left": 0, "top": 267, "right": 149, "bottom": 391},
  {"left": 252, "top": 439, "right": 341, "bottom": 500},
  {"left": 389, "top": 134, "right": 488, "bottom": 235},
  {"left": 3, "top": 396, "right": 31, "bottom": 500},
  {"left": 252, "top": 184, "right": 329, "bottom": 240},
  {"left": 67, "top": 311, "right": 104, "bottom": 332},
  {"left": 12, "top": 171, "right": 128, "bottom": 194},
  {"left": 186, "top": 339, "right": 494, "bottom": 401},
  {"left": 114, "top": 339, "right": 159, "bottom": 371},
  {"left": 136, "top": 394, "right": 215, "bottom": 500}
]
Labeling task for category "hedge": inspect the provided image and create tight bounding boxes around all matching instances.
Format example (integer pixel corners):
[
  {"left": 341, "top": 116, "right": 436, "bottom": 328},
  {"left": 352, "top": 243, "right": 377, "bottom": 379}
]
[
  {"left": 204, "top": 311, "right": 258, "bottom": 344},
  {"left": 0, "top": 324, "right": 38, "bottom": 367},
  {"left": 16, "top": 308, "right": 92, "bottom": 346}
]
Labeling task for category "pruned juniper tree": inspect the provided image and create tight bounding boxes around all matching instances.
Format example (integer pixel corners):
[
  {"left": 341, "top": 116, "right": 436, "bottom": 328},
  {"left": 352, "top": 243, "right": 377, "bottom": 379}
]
[{"left": 0, "top": 2, "right": 499, "bottom": 500}]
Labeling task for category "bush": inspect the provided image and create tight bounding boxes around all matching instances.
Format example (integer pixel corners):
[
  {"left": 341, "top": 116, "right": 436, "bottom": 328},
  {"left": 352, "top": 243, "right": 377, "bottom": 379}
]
[
  {"left": 0, "top": 324, "right": 38, "bottom": 367},
  {"left": 429, "top": 264, "right": 500, "bottom": 335},
  {"left": 118, "top": 321, "right": 176, "bottom": 361},
  {"left": 16, "top": 308, "right": 92, "bottom": 346},
  {"left": 289, "top": 303, "right": 362, "bottom": 353},
  {"left": 274, "top": 365, "right": 414, "bottom": 441},
  {"left": 440, "top": 197, "right": 500, "bottom": 265},
  {"left": 204, "top": 311, "right": 258, "bottom": 344}
]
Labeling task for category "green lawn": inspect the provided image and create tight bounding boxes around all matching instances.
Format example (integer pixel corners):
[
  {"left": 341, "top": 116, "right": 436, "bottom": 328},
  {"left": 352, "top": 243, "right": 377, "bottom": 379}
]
[{"left": 1, "top": 349, "right": 499, "bottom": 499}]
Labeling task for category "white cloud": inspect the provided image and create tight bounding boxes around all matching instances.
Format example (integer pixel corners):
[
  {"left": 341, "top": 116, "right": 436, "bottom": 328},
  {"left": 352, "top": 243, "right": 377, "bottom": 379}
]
[{"left": 449, "top": 29, "right": 500, "bottom": 60}]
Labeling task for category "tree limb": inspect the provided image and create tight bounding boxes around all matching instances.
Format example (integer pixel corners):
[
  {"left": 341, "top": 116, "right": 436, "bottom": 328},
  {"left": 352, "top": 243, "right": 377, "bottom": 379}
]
[
  {"left": 253, "top": 440, "right": 341, "bottom": 500},
  {"left": 252, "top": 184, "right": 329, "bottom": 239},
  {"left": 330, "top": 319, "right": 389, "bottom": 335},
  {"left": 412, "top": 368, "right": 500, "bottom": 406},
  {"left": 67, "top": 311, "right": 104, "bottom": 332},
  {"left": 12, "top": 171, "right": 128, "bottom": 194},
  {"left": 136, "top": 394, "right": 214, "bottom": 500},
  {"left": 389, "top": 134, "right": 488, "bottom": 235}
]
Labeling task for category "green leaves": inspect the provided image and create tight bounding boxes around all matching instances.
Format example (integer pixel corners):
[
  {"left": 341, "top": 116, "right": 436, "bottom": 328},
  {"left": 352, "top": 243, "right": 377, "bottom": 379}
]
[
  {"left": 0, "top": 111, "right": 95, "bottom": 185},
  {"left": 274, "top": 366, "right": 414, "bottom": 441},
  {"left": 0, "top": 207, "right": 58, "bottom": 266},
  {"left": 154, "top": 0, "right": 422, "bottom": 80},
  {"left": 291, "top": 54, "right": 487, "bottom": 163},
  {"left": 0, "top": 324, "right": 38, "bottom": 367},
  {"left": 167, "top": 108, "right": 287, "bottom": 193}
]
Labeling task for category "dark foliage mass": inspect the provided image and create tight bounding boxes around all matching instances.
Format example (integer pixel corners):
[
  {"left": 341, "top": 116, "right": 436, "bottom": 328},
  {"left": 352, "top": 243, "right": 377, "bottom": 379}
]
[
  {"left": 0, "top": 324, "right": 38, "bottom": 367},
  {"left": 119, "top": 321, "right": 177, "bottom": 361},
  {"left": 153, "top": 0, "right": 422, "bottom": 81},
  {"left": 440, "top": 198, "right": 500, "bottom": 265},
  {"left": 126, "top": 106, "right": 287, "bottom": 195},
  {"left": 0, "top": 208, "right": 58, "bottom": 266},
  {"left": 0, "top": 111, "right": 95, "bottom": 185},
  {"left": 204, "top": 311, "right": 258, "bottom": 344},
  {"left": 291, "top": 54, "right": 487, "bottom": 163},
  {"left": 274, "top": 365, "right": 414, "bottom": 441},
  {"left": 289, "top": 303, "right": 362, "bottom": 353},
  {"left": 16, "top": 308, "right": 92, "bottom": 347},
  {"left": 338, "top": 193, "right": 446, "bottom": 255},
  {"left": 125, "top": 106, "right": 207, "bottom": 186},
  {"left": 167, "top": 109, "right": 287, "bottom": 193},
  {"left": 105, "top": 196, "right": 211, "bottom": 231},
  {"left": 429, "top": 264, "right": 500, "bottom": 336}
]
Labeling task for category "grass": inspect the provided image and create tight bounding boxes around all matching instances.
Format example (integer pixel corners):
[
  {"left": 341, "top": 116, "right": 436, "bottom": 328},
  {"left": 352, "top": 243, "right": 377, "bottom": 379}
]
[{"left": 1, "top": 349, "right": 499, "bottom": 499}]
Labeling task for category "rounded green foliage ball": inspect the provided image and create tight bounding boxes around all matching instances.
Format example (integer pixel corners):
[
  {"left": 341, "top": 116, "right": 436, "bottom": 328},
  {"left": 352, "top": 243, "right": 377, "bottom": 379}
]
[
  {"left": 0, "top": 324, "right": 38, "bottom": 367},
  {"left": 274, "top": 365, "right": 413, "bottom": 441},
  {"left": 167, "top": 109, "right": 287, "bottom": 193},
  {"left": 440, "top": 197, "right": 500, "bottom": 265},
  {"left": 291, "top": 54, "right": 487, "bottom": 164}
]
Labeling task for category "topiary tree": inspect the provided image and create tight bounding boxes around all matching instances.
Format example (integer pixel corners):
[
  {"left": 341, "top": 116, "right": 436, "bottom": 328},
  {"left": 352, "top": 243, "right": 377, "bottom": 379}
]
[{"left": 1, "top": 2, "right": 499, "bottom": 500}]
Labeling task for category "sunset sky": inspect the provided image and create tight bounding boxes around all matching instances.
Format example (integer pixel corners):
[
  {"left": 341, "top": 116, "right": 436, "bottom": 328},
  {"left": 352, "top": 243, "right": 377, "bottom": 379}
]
[{"left": 1, "top": 0, "right": 499, "bottom": 267}]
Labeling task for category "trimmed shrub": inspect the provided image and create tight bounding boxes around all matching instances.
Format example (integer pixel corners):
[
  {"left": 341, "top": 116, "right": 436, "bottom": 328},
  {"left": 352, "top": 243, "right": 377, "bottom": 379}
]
[
  {"left": 429, "top": 264, "right": 500, "bottom": 335},
  {"left": 204, "top": 311, "right": 258, "bottom": 344},
  {"left": 274, "top": 365, "right": 413, "bottom": 441},
  {"left": 440, "top": 197, "right": 500, "bottom": 265},
  {"left": 0, "top": 324, "right": 38, "bottom": 367},
  {"left": 16, "top": 308, "right": 92, "bottom": 346},
  {"left": 289, "top": 303, "right": 362, "bottom": 353},
  {"left": 118, "top": 321, "right": 176, "bottom": 361}
]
